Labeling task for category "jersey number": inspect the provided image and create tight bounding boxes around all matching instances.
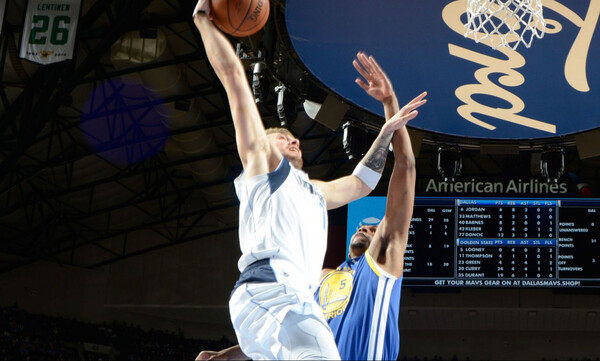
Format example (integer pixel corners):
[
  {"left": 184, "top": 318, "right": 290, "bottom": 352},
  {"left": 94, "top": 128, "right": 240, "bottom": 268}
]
[{"left": 29, "top": 15, "right": 71, "bottom": 45}]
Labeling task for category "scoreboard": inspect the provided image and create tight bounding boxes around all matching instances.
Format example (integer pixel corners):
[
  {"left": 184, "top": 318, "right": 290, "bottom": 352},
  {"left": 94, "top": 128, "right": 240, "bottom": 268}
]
[{"left": 346, "top": 197, "right": 600, "bottom": 288}]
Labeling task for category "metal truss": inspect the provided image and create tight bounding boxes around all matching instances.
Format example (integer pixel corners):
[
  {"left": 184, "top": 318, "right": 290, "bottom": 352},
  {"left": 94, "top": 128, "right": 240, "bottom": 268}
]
[
  {"left": 3, "top": 0, "right": 593, "bottom": 275},
  {"left": 0, "top": 0, "right": 337, "bottom": 273}
]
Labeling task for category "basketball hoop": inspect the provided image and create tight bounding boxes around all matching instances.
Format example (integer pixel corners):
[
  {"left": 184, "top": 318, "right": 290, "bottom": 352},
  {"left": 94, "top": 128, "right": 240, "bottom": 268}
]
[{"left": 464, "top": 0, "right": 545, "bottom": 50}]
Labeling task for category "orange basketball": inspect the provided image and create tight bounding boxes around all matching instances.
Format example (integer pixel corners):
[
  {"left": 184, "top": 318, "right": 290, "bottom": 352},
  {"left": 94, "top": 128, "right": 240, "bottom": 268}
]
[{"left": 210, "top": 0, "right": 270, "bottom": 37}]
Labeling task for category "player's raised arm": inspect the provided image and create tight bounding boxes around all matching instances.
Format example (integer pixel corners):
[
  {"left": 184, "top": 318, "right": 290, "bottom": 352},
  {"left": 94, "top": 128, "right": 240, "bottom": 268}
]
[
  {"left": 347, "top": 52, "right": 425, "bottom": 277},
  {"left": 314, "top": 53, "right": 426, "bottom": 210},
  {"left": 193, "top": 0, "right": 280, "bottom": 178},
  {"left": 369, "top": 92, "right": 426, "bottom": 277}
]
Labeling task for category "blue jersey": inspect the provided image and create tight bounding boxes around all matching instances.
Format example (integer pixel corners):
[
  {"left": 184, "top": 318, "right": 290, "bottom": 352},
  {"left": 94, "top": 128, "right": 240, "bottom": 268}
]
[{"left": 315, "top": 250, "right": 403, "bottom": 360}]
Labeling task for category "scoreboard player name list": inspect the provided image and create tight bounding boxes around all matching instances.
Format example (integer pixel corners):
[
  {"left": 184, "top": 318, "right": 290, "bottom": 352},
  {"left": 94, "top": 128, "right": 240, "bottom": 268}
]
[{"left": 403, "top": 198, "right": 600, "bottom": 288}]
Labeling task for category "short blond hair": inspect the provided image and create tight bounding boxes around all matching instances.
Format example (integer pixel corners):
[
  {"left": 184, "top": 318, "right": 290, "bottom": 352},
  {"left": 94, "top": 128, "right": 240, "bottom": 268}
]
[{"left": 265, "top": 127, "right": 295, "bottom": 138}]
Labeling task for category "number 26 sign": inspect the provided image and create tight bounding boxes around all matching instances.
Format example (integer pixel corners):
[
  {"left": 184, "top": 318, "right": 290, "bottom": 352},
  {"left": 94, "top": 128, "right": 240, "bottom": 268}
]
[{"left": 19, "top": 0, "right": 82, "bottom": 65}]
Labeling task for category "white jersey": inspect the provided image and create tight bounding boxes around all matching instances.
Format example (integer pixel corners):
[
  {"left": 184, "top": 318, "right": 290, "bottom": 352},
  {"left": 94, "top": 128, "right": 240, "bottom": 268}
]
[{"left": 234, "top": 157, "right": 328, "bottom": 290}]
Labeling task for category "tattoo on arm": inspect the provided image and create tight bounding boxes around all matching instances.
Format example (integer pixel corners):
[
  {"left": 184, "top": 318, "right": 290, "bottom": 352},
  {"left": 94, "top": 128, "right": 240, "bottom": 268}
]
[{"left": 361, "top": 131, "right": 393, "bottom": 173}]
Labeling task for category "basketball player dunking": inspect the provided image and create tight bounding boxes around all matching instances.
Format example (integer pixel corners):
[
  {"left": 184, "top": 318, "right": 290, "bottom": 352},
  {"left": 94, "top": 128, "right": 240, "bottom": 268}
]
[
  {"left": 193, "top": 0, "right": 426, "bottom": 359},
  {"left": 196, "top": 51, "right": 425, "bottom": 360}
]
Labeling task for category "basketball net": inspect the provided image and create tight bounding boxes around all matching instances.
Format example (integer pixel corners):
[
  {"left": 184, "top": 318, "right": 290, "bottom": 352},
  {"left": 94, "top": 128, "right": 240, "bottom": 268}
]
[{"left": 464, "top": 0, "right": 545, "bottom": 50}]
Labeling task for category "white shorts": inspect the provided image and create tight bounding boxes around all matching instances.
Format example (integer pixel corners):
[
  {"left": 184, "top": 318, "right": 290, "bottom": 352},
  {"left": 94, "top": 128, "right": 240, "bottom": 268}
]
[{"left": 229, "top": 282, "right": 341, "bottom": 360}]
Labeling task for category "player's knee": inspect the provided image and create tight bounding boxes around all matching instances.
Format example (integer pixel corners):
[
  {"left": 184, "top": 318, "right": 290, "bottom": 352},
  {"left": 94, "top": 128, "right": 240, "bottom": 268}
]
[{"left": 280, "top": 312, "right": 340, "bottom": 360}]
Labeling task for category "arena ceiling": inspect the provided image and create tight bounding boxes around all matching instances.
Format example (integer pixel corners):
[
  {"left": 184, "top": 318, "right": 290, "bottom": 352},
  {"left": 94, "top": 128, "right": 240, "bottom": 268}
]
[{"left": 1, "top": 0, "right": 599, "bottom": 273}]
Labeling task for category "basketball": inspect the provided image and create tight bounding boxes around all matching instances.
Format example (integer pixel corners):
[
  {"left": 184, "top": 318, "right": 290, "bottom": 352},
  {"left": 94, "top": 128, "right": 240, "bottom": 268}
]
[{"left": 210, "top": 0, "right": 270, "bottom": 37}]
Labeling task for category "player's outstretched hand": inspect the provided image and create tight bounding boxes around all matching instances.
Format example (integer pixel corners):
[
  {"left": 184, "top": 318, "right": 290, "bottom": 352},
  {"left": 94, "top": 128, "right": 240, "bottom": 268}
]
[
  {"left": 353, "top": 52, "right": 395, "bottom": 104},
  {"left": 381, "top": 92, "right": 427, "bottom": 133},
  {"left": 397, "top": 91, "right": 427, "bottom": 118}
]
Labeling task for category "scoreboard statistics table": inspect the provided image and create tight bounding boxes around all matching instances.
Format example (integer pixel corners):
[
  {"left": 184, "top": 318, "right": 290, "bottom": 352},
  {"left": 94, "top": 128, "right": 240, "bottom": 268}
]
[{"left": 346, "top": 197, "right": 600, "bottom": 288}]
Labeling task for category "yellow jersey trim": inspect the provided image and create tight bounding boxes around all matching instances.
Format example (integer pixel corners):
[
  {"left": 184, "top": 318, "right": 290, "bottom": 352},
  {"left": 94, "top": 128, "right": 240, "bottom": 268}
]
[
  {"left": 365, "top": 249, "right": 381, "bottom": 277},
  {"left": 365, "top": 249, "right": 399, "bottom": 280}
]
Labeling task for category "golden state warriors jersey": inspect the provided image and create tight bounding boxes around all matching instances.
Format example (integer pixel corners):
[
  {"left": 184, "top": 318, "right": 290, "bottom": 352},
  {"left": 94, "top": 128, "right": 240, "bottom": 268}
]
[{"left": 316, "top": 251, "right": 403, "bottom": 360}]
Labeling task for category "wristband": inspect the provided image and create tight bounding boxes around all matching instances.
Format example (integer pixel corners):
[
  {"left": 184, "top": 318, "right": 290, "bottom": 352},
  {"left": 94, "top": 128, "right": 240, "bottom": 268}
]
[{"left": 352, "top": 163, "right": 381, "bottom": 190}]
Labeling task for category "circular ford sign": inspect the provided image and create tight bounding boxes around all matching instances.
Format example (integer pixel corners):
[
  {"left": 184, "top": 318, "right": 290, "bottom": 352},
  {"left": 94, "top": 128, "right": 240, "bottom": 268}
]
[{"left": 285, "top": 0, "right": 600, "bottom": 140}]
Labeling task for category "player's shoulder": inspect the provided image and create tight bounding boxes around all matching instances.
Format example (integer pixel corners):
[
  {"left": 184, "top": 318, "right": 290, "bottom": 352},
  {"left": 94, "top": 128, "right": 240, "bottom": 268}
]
[{"left": 337, "top": 257, "right": 361, "bottom": 270}]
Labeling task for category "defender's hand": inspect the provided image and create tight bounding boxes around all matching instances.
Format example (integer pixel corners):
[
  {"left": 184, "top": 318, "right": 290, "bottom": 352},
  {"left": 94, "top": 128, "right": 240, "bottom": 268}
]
[{"left": 353, "top": 52, "right": 395, "bottom": 105}]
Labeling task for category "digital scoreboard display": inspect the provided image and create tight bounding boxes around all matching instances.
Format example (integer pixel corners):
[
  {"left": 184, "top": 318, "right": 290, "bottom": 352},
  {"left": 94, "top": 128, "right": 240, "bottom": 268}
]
[{"left": 346, "top": 197, "right": 600, "bottom": 288}]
